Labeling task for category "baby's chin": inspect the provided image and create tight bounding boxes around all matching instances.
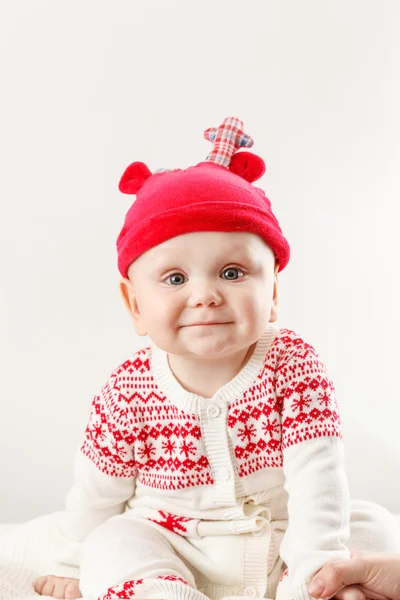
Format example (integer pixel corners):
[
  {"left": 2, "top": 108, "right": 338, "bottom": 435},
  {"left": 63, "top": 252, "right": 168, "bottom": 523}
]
[
  {"left": 177, "top": 336, "right": 247, "bottom": 360},
  {"left": 149, "top": 326, "right": 251, "bottom": 358}
]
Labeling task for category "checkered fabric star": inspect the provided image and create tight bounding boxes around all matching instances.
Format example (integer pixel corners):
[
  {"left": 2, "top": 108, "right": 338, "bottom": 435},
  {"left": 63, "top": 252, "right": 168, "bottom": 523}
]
[{"left": 204, "top": 116, "right": 254, "bottom": 168}]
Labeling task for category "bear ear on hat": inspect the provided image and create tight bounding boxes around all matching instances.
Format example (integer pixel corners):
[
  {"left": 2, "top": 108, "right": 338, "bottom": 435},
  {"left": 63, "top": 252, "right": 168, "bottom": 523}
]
[
  {"left": 119, "top": 161, "right": 153, "bottom": 194},
  {"left": 229, "top": 151, "right": 266, "bottom": 183}
]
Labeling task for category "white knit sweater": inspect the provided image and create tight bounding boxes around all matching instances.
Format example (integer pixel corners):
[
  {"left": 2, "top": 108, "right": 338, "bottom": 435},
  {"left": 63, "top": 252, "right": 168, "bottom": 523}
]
[{"left": 57, "top": 325, "right": 350, "bottom": 600}]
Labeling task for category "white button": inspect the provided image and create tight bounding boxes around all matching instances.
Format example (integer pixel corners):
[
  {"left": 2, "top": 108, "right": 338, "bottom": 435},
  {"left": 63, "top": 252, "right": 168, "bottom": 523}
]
[
  {"left": 207, "top": 404, "right": 221, "bottom": 418},
  {"left": 217, "top": 468, "right": 231, "bottom": 481},
  {"left": 244, "top": 587, "right": 258, "bottom": 597}
]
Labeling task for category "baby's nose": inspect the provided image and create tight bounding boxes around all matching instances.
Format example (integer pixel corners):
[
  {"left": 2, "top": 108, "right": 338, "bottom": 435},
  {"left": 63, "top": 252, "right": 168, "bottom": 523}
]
[{"left": 188, "top": 281, "right": 223, "bottom": 307}]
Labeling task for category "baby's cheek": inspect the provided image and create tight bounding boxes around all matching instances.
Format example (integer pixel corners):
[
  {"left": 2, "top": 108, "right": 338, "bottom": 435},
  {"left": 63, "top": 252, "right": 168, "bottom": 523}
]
[
  {"left": 240, "top": 288, "right": 264, "bottom": 314},
  {"left": 241, "top": 292, "right": 272, "bottom": 331},
  {"left": 145, "top": 300, "right": 179, "bottom": 335}
]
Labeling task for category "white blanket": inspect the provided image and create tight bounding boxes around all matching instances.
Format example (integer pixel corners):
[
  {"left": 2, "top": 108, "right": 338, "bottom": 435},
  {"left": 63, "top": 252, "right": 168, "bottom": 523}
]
[
  {"left": 0, "top": 512, "right": 78, "bottom": 600},
  {"left": 1, "top": 512, "right": 400, "bottom": 600}
]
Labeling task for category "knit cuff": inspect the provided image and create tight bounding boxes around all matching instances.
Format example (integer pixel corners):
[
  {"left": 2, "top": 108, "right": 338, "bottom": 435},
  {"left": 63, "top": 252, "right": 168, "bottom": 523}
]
[
  {"left": 98, "top": 578, "right": 209, "bottom": 600},
  {"left": 151, "top": 579, "right": 209, "bottom": 600},
  {"left": 295, "top": 580, "right": 313, "bottom": 600},
  {"left": 222, "top": 597, "right": 275, "bottom": 600},
  {"left": 277, "top": 575, "right": 313, "bottom": 600}
]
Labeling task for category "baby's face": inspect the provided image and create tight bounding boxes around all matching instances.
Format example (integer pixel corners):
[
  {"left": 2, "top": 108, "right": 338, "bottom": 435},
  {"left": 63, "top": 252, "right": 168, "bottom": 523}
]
[{"left": 122, "top": 231, "right": 278, "bottom": 359}]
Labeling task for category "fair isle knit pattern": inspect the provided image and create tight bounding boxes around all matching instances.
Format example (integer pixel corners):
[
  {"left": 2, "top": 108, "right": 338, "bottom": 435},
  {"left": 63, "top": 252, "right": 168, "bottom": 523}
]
[
  {"left": 81, "top": 328, "right": 341, "bottom": 490},
  {"left": 100, "top": 577, "right": 191, "bottom": 600},
  {"left": 62, "top": 325, "right": 350, "bottom": 600}
]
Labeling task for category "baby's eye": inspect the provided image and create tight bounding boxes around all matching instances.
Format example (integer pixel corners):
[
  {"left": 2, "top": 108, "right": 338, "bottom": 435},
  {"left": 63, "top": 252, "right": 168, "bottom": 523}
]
[
  {"left": 166, "top": 272, "right": 187, "bottom": 286},
  {"left": 221, "top": 267, "right": 244, "bottom": 281}
]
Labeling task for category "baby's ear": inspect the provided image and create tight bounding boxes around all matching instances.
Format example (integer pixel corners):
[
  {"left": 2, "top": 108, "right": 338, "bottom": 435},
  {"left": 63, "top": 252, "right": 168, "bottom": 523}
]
[
  {"left": 119, "top": 278, "right": 133, "bottom": 312},
  {"left": 119, "top": 278, "right": 148, "bottom": 336},
  {"left": 119, "top": 162, "right": 152, "bottom": 194},
  {"left": 229, "top": 151, "right": 266, "bottom": 183}
]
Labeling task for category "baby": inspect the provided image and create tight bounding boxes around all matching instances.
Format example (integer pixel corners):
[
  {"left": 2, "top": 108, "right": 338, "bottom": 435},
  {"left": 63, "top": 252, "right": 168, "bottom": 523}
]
[{"left": 34, "top": 117, "right": 400, "bottom": 600}]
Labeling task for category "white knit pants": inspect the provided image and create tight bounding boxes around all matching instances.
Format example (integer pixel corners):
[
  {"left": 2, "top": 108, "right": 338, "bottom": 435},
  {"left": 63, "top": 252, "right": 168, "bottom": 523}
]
[
  {"left": 79, "top": 500, "right": 400, "bottom": 600},
  {"left": 79, "top": 514, "right": 274, "bottom": 600}
]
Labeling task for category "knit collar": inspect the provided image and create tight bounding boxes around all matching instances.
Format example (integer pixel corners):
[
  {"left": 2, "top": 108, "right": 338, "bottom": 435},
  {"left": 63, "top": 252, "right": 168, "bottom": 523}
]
[{"left": 150, "top": 325, "right": 279, "bottom": 414}]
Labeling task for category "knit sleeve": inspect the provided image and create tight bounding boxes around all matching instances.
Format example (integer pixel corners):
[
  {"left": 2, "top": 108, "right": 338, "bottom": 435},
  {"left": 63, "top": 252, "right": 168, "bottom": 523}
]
[
  {"left": 275, "top": 332, "right": 342, "bottom": 449},
  {"left": 56, "top": 371, "right": 138, "bottom": 568},
  {"left": 275, "top": 333, "right": 350, "bottom": 600},
  {"left": 80, "top": 371, "right": 138, "bottom": 478}
]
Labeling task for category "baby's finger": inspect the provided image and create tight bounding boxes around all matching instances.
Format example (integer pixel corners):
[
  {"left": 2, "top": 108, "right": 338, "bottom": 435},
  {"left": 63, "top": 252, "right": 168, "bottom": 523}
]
[
  {"left": 350, "top": 550, "right": 371, "bottom": 559},
  {"left": 357, "top": 585, "right": 391, "bottom": 600},
  {"left": 335, "top": 585, "right": 366, "bottom": 600}
]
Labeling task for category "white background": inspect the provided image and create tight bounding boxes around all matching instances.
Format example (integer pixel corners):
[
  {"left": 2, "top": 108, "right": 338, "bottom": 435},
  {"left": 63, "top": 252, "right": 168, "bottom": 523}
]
[{"left": 0, "top": 1, "right": 399, "bottom": 523}]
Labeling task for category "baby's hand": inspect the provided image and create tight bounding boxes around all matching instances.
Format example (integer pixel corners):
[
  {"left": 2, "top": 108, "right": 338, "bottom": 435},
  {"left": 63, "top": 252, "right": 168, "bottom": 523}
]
[{"left": 34, "top": 575, "right": 82, "bottom": 599}]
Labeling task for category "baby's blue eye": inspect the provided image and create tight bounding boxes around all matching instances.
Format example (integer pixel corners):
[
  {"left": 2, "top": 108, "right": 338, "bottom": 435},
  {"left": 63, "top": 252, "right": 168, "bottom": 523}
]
[
  {"left": 221, "top": 268, "right": 243, "bottom": 280},
  {"left": 167, "top": 273, "right": 187, "bottom": 285}
]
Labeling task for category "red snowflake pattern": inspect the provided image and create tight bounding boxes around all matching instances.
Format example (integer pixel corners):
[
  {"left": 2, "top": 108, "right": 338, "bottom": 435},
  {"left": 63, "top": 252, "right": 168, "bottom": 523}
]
[
  {"left": 291, "top": 395, "right": 312, "bottom": 412},
  {"left": 261, "top": 418, "right": 280, "bottom": 437},
  {"left": 100, "top": 579, "right": 143, "bottom": 599},
  {"left": 149, "top": 511, "right": 193, "bottom": 534},
  {"left": 162, "top": 439, "right": 176, "bottom": 456},
  {"left": 179, "top": 440, "right": 196, "bottom": 458},
  {"left": 137, "top": 443, "right": 156, "bottom": 460},
  {"left": 318, "top": 391, "right": 332, "bottom": 407},
  {"left": 237, "top": 423, "right": 257, "bottom": 441},
  {"left": 156, "top": 575, "right": 189, "bottom": 585}
]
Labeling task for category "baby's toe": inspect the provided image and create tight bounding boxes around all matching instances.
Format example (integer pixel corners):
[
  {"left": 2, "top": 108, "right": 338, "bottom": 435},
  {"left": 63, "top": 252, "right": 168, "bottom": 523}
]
[
  {"left": 36, "top": 575, "right": 56, "bottom": 597},
  {"left": 65, "top": 580, "right": 82, "bottom": 599},
  {"left": 51, "top": 578, "right": 71, "bottom": 599},
  {"left": 34, "top": 576, "right": 48, "bottom": 595}
]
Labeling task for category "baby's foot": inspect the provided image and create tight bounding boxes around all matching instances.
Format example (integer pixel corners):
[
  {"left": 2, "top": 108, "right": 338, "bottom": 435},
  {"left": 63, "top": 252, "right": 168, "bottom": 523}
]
[{"left": 34, "top": 575, "right": 82, "bottom": 599}]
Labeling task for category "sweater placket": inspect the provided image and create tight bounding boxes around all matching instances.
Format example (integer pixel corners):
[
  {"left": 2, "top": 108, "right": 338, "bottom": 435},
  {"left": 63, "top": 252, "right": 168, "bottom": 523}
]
[{"left": 199, "top": 400, "right": 236, "bottom": 507}]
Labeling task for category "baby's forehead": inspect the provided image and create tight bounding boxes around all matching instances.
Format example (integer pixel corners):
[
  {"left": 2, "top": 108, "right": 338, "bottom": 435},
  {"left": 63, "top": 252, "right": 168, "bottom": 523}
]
[
  {"left": 152, "top": 231, "right": 268, "bottom": 255},
  {"left": 128, "top": 232, "right": 275, "bottom": 280},
  {"left": 134, "top": 232, "right": 273, "bottom": 271}
]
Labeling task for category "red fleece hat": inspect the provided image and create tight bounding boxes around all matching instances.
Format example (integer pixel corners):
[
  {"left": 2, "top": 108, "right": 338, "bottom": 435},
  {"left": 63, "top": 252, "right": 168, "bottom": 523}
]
[{"left": 116, "top": 117, "right": 290, "bottom": 278}]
